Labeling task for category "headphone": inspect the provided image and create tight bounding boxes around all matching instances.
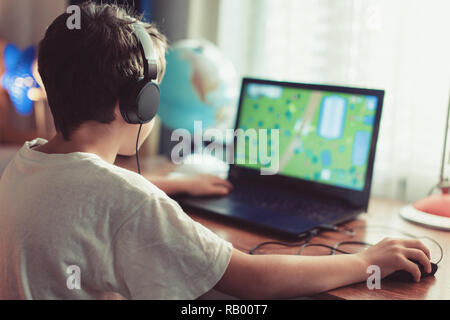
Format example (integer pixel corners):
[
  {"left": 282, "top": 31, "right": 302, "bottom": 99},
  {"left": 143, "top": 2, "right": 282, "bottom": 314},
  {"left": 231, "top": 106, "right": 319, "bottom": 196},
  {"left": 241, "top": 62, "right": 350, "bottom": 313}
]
[{"left": 119, "top": 21, "right": 160, "bottom": 125}]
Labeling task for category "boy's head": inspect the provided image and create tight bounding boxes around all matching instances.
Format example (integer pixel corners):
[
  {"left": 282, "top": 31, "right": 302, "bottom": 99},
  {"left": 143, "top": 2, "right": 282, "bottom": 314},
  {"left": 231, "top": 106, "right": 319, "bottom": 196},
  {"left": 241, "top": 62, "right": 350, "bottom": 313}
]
[{"left": 38, "top": 2, "right": 168, "bottom": 153}]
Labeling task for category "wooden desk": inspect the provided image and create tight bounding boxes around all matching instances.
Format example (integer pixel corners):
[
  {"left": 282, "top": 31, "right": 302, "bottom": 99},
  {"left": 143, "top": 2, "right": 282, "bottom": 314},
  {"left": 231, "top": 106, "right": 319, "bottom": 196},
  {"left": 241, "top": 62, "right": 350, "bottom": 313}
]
[
  {"left": 188, "top": 198, "right": 449, "bottom": 300},
  {"left": 118, "top": 156, "right": 449, "bottom": 300}
]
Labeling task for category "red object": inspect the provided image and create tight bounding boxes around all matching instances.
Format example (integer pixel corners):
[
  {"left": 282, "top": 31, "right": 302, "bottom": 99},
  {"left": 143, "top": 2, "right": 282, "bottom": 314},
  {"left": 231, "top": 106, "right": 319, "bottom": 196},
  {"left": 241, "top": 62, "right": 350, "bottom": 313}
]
[{"left": 414, "top": 194, "right": 450, "bottom": 218}]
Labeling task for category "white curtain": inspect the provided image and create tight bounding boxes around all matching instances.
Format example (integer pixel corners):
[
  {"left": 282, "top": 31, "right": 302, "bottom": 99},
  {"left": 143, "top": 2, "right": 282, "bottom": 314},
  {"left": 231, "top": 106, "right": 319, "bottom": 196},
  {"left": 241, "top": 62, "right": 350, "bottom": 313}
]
[{"left": 217, "top": 0, "right": 450, "bottom": 202}]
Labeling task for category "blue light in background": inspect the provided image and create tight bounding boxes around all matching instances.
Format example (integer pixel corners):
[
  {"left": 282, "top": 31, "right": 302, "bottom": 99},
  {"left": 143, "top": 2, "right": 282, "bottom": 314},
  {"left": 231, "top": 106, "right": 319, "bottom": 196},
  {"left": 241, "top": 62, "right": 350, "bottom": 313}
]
[
  {"left": 140, "top": 0, "right": 153, "bottom": 21},
  {"left": 1, "top": 44, "right": 39, "bottom": 115},
  {"left": 4, "top": 44, "right": 21, "bottom": 70}
]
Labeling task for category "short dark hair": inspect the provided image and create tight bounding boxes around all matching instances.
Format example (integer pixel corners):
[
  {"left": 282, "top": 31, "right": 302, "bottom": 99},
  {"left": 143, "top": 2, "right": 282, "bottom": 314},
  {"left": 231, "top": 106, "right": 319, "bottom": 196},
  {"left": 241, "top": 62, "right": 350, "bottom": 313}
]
[{"left": 38, "top": 2, "right": 168, "bottom": 140}]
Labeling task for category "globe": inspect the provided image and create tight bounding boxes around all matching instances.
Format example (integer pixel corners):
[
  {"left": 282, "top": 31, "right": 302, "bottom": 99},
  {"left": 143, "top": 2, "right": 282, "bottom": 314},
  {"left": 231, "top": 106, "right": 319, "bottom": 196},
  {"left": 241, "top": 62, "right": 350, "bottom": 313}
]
[{"left": 158, "top": 39, "right": 239, "bottom": 135}]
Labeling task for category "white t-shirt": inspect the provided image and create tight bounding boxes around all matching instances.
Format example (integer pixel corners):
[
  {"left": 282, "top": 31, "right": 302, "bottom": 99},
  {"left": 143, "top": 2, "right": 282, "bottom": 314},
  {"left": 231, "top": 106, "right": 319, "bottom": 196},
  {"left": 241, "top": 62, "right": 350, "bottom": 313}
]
[{"left": 0, "top": 139, "right": 233, "bottom": 300}]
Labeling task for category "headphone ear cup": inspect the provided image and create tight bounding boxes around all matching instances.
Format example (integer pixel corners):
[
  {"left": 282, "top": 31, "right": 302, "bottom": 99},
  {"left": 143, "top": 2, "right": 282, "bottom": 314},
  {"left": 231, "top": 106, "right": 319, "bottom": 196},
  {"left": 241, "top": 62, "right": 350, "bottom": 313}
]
[
  {"left": 119, "top": 82, "right": 139, "bottom": 124},
  {"left": 137, "top": 81, "right": 160, "bottom": 122},
  {"left": 120, "top": 80, "right": 160, "bottom": 124}
]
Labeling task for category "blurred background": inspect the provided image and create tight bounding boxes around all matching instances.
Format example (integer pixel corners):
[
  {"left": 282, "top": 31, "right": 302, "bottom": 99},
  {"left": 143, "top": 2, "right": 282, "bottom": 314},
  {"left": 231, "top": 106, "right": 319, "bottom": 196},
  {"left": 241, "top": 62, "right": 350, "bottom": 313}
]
[{"left": 0, "top": 0, "right": 449, "bottom": 204}]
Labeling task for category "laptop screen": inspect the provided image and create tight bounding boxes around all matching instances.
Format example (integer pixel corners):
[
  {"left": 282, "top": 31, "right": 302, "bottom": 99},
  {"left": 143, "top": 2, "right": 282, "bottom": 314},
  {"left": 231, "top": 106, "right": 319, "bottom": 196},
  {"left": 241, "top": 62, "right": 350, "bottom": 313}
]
[{"left": 235, "top": 80, "right": 381, "bottom": 191}]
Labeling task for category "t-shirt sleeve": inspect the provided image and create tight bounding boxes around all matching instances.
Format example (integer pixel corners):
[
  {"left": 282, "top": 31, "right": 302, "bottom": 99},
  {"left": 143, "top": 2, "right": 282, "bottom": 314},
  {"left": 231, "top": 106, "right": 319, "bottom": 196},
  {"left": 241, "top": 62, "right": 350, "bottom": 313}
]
[{"left": 112, "top": 196, "right": 233, "bottom": 300}]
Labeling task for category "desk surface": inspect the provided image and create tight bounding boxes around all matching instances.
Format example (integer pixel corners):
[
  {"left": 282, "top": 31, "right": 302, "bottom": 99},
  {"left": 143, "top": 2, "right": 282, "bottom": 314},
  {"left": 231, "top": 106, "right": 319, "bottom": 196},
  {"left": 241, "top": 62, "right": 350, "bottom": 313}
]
[
  {"left": 118, "top": 155, "right": 449, "bottom": 300},
  {"left": 188, "top": 198, "right": 449, "bottom": 300}
]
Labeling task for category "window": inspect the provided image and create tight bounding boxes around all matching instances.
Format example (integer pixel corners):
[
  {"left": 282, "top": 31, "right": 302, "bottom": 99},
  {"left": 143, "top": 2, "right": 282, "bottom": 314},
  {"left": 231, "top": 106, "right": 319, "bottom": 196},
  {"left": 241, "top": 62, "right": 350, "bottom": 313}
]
[{"left": 218, "top": 0, "right": 450, "bottom": 202}]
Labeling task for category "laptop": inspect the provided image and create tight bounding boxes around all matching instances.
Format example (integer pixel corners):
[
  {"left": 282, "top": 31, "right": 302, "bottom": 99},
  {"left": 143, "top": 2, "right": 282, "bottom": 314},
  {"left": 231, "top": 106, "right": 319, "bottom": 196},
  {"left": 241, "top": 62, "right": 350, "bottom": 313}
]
[{"left": 177, "top": 78, "right": 384, "bottom": 239}]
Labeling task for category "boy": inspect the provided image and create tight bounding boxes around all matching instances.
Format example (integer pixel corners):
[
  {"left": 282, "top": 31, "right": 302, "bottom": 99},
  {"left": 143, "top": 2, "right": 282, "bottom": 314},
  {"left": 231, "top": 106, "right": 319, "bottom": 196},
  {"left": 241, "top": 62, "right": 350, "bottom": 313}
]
[{"left": 0, "top": 3, "right": 432, "bottom": 300}]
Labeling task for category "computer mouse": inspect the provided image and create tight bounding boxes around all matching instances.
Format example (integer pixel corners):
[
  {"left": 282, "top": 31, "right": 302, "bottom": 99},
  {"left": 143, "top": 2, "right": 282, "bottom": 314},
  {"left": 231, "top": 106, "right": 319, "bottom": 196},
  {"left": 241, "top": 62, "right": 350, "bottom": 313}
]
[{"left": 385, "top": 260, "right": 438, "bottom": 282}]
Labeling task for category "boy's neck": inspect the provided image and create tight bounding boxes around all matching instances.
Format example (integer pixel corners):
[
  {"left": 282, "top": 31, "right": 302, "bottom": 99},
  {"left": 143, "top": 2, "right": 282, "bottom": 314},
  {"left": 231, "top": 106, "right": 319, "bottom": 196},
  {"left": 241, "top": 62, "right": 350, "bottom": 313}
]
[{"left": 35, "top": 124, "right": 122, "bottom": 164}]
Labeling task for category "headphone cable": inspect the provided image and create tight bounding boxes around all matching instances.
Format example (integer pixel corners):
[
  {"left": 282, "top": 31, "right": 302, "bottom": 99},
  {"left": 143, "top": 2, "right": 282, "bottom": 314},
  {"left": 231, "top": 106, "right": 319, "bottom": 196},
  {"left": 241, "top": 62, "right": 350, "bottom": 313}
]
[{"left": 136, "top": 124, "right": 143, "bottom": 175}]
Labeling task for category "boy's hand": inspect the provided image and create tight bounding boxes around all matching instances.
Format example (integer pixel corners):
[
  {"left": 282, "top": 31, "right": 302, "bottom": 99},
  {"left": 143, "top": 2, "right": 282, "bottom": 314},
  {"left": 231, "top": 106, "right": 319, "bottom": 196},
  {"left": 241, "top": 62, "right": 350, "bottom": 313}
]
[
  {"left": 357, "top": 237, "right": 432, "bottom": 282},
  {"left": 178, "top": 174, "right": 233, "bottom": 196}
]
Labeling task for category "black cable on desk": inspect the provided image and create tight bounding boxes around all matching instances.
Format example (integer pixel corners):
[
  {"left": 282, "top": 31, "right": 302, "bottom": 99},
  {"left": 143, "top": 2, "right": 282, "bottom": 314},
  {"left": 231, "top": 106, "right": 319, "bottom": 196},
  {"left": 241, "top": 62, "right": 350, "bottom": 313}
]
[
  {"left": 248, "top": 225, "right": 353, "bottom": 255},
  {"left": 248, "top": 230, "right": 318, "bottom": 255},
  {"left": 297, "top": 243, "right": 353, "bottom": 256},
  {"left": 249, "top": 224, "right": 444, "bottom": 265}
]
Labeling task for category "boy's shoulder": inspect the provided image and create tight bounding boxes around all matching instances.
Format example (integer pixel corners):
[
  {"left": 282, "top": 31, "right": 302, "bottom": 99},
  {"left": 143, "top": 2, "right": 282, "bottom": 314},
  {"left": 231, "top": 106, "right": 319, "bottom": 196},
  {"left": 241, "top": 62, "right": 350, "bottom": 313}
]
[
  {"left": 48, "top": 154, "right": 178, "bottom": 227},
  {"left": 79, "top": 156, "right": 169, "bottom": 204},
  {"left": 4, "top": 139, "right": 175, "bottom": 221}
]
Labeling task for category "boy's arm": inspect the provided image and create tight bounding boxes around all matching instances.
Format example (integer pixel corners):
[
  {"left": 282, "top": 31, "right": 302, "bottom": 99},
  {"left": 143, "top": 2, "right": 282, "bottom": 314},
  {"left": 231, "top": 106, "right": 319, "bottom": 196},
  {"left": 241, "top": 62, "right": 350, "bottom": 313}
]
[
  {"left": 214, "top": 238, "right": 432, "bottom": 299},
  {"left": 145, "top": 174, "right": 233, "bottom": 196}
]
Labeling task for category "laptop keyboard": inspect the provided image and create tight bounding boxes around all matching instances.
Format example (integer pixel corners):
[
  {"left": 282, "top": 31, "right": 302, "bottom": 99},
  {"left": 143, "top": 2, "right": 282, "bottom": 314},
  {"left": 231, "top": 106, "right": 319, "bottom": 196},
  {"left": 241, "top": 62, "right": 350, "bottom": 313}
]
[{"left": 228, "top": 183, "right": 353, "bottom": 222}]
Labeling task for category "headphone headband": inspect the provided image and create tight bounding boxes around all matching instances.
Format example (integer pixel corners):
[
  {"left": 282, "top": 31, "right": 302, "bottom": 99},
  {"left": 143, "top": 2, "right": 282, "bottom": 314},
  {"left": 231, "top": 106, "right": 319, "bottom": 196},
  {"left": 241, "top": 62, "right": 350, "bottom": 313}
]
[{"left": 132, "top": 22, "right": 158, "bottom": 81}]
